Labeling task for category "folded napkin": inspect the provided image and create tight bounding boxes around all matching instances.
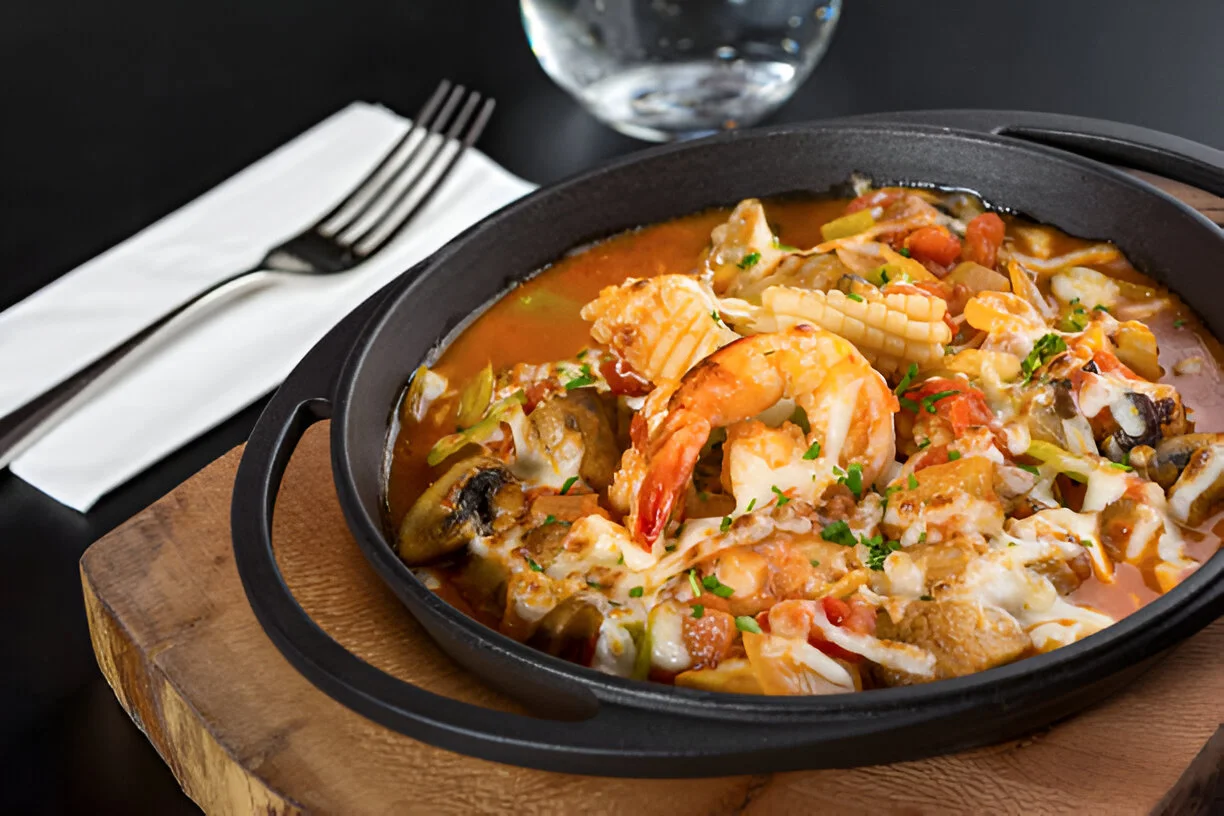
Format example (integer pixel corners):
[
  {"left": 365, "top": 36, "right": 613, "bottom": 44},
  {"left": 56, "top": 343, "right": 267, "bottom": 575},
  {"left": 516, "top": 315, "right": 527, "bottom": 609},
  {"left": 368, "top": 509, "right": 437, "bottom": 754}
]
[{"left": 0, "top": 102, "right": 536, "bottom": 511}]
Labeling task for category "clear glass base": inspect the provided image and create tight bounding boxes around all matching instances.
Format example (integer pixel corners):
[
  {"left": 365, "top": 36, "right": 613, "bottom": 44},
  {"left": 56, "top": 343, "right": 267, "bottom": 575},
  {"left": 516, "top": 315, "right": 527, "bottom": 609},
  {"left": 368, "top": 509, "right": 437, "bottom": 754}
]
[{"left": 574, "top": 61, "right": 800, "bottom": 142}]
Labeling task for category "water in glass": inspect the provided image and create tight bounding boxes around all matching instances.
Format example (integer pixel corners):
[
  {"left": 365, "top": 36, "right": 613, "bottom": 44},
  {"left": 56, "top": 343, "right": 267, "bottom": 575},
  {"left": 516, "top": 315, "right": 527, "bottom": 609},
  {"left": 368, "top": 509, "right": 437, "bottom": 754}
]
[{"left": 521, "top": 0, "right": 842, "bottom": 142}]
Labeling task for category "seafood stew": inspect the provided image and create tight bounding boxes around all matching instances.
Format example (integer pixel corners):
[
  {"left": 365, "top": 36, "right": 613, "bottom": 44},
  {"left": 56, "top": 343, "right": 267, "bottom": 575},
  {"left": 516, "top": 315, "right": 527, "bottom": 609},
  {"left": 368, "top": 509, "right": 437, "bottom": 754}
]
[{"left": 387, "top": 184, "right": 1224, "bottom": 696}]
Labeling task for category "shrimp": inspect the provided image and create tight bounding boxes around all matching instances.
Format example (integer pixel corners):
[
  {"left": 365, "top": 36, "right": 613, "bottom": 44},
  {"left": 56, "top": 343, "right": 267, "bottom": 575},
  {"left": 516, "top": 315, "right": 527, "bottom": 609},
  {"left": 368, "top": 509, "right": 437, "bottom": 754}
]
[
  {"left": 627, "top": 324, "right": 898, "bottom": 547},
  {"left": 581, "top": 275, "right": 737, "bottom": 385}
]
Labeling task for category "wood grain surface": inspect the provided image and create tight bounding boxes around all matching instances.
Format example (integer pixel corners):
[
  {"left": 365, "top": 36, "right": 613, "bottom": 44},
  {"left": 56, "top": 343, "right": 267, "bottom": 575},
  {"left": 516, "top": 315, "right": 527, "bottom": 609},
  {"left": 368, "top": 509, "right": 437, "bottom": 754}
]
[{"left": 81, "top": 175, "right": 1224, "bottom": 815}]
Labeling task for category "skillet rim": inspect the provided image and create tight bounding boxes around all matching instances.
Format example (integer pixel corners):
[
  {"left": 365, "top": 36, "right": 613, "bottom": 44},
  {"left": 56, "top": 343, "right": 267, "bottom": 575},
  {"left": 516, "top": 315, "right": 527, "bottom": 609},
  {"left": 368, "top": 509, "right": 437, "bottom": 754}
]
[{"left": 331, "top": 118, "right": 1224, "bottom": 719}]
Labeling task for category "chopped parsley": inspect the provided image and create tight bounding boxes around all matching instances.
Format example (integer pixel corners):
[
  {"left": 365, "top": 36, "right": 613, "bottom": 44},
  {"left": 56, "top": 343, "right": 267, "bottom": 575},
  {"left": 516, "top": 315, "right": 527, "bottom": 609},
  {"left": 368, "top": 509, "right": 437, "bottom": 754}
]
[
  {"left": 560, "top": 476, "right": 578, "bottom": 495},
  {"left": 691, "top": 604, "right": 705, "bottom": 619},
  {"left": 918, "top": 531, "right": 927, "bottom": 544},
  {"left": 919, "top": 594, "right": 934, "bottom": 601},
  {"left": 1081, "top": 539, "right": 1094, "bottom": 548},
  {"left": 526, "top": 557, "right": 543, "bottom": 572},
  {"left": 894, "top": 362, "right": 919, "bottom": 397},
  {"left": 947, "top": 450, "right": 961, "bottom": 461},
  {"left": 745, "top": 498, "right": 757, "bottom": 513},
  {"left": 587, "top": 579, "right": 603, "bottom": 589},
  {"left": 542, "top": 514, "right": 558, "bottom": 526},
  {"left": 1173, "top": 318, "right": 1187, "bottom": 328},
  {"left": 899, "top": 395, "right": 922, "bottom": 413},
  {"left": 917, "top": 438, "right": 931, "bottom": 449},
  {"left": 665, "top": 543, "right": 677, "bottom": 553},
  {"left": 735, "top": 615, "right": 762, "bottom": 634},
  {"left": 846, "top": 292, "right": 865, "bottom": 302},
  {"left": 711, "top": 310, "right": 724, "bottom": 326},
  {"left": 674, "top": 522, "right": 686, "bottom": 537},
  {"left": 899, "top": 247, "right": 911, "bottom": 257},
  {"left": 702, "top": 574, "right": 736, "bottom": 598},
  {"left": 810, "top": 559, "right": 821, "bottom": 567},
  {"left": 617, "top": 554, "right": 625, "bottom": 565},
  {"left": 1093, "top": 304, "right": 1110, "bottom": 313},
  {"left": 789, "top": 405, "right": 811, "bottom": 434},
  {"left": 1021, "top": 333, "right": 1068, "bottom": 384},
  {"left": 1017, "top": 463, "right": 1041, "bottom": 475},
  {"left": 628, "top": 586, "right": 644, "bottom": 598},
  {"left": 922, "top": 389, "right": 959, "bottom": 414},
  {"left": 908, "top": 473, "right": 919, "bottom": 490},
  {"left": 720, "top": 516, "right": 732, "bottom": 533},
  {"left": 688, "top": 569, "right": 703, "bottom": 597},
  {"left": 838, "top": 463, "right": 864, "bottom": 499},
  {"left": 564, "top": 363, "right": 597, "bottom": 390},
  {"left": 771, "top": 486, "right": 791, "bottom": 506},
  {"left": 737, "top": 251, "right": 761, "bottom": 269},
  {"left": 1109, "top": 462, "right": 1134, "bottom": 472},
  {"left": 832, "top": 465, "right": 846, "bottom": 478},
  {"left": 821, "top": 520, "right": 857, "bottom": 547},
  {"left": 862, "top": 534, "right": 902, "bottom": 570},
  {"left": 802, "top": 440, "right": 822, "bottom": 460}
]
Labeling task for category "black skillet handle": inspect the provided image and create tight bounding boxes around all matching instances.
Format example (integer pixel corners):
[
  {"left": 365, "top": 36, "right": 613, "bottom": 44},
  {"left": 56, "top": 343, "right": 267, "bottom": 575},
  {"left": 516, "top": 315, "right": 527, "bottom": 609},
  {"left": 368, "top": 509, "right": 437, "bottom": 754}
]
[{"left": 848, "top": 110, "right": 1224, "bottom": 198}]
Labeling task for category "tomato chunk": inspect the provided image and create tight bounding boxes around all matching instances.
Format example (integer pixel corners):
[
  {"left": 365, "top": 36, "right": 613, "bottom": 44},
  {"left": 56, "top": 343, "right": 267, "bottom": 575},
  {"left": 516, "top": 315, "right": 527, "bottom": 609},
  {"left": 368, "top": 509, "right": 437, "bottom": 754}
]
[
  {"left": 904, "top": 226, "right": 962, "bottom": 268},
  {"left": 903, "top": 377, "right": 995, "bottom": 435},
  {"left": 845, "top": 189, "right": 904, "bottom": 214},
  {"left": 963, "top": 212, "right": 1006, "bottom": 269}
]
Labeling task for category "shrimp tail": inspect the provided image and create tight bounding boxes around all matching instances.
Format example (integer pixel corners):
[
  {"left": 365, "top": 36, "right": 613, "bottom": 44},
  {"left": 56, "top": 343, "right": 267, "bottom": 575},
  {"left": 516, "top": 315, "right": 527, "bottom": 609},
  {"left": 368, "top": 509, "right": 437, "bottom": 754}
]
[{"left": 633, "top": 413, "right": 711, "bottom": 549}]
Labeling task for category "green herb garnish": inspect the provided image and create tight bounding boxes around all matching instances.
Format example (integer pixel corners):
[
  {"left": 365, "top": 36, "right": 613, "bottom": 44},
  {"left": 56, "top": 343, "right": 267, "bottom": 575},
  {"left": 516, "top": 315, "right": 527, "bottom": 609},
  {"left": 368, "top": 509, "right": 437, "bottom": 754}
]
[
  {"left": 735, "top": 615, "right": 762, "bottom": 634},
  {"left": 1081, "top": 539, "right": 1094, "bottom": 548},
  {"left": 846, "top": 292, "right": 864, "bottom": 302},
  {"left": 899, "top": 247, "right": 911, "bottom": 258},
  {"left": 1109, "top": 462, "right": 1134, "bottom": 472},
  {"left": 918, "top": 531, "right": 927, "bottom": 544},
  {"left": 899, "top": 396, "right": 922, "bottom": 413},
  {"left": 1094, "top": 304, "right": 1110, "bottom": 313},
  {"left": 720, "top": 516, "right": 732, "bottom": 533},
  {"left": 665, "top": 543, "right": 677, "bottom": 553},
  {"left": 895, "top": 362, "right": 919, "bottom": 397},
  {"left": 922, "top": 390, "right": 960, "bottom": 414},
  {"left": 919, "top": 594, "right": 934, "bottom": 601},
  {"left": 917, "top": 438, "right": 931, "bottom": 449},
  {"left": 802, "top": 440, "right": 822, "bottom": 460},
  {"left": 688, "top": 570, "right": 703, "bottom": 597},
  {"left": 771, "top": 486, "right": 791, "bottom": 507},
  {"left": 564, "top": 363, "right": 597, "bottom": 390},
  {"left": 821, "top": 520, "right": 857, "bottom": 547},
  {"left": 738, "top": 251, "right": 761, "bottom": 269},
  {"left": 587, "top": 579, "right": 603, "bottom": 589},
  {"left": 908, "top": 473, "right": 919, "bottom": 490},
  {"left": 526, "top": 557, "right": 543, "bottom": 572},
  {"left": 1173, "top": 318, "right": 1187, "bottom": 328},
  {"left": 1021, "top": 333, "right": 1068, "bottom": 384},
  {"left": 838, "top": 463, "right": 864, "bottom": 499},
  {"left": 789, "top": 405, "right": 811, "bottom": 434},
  {"left": 617, "top": 554, "right": 625, "bottom": 565},
  {"left": 746, "top": 498, "right": 757, "bottom": 512},
  {"left": 692, "top": 604, "right": 705, "bottom": 619},
  {"left": 628, "top": 586, "right": 644, "bottom": 598},
  {"left": 710, "top": 310, "right": 723, "bottom": 326},
  {"left": 702, "top": 574, "right": 736, "bottom": 598},
  {"left": 560, "top": 476, "right": 578, "bottom": 495},
  {"left": 947, "top": 450, "right": 961, "bottom": 461},
  {"left": 863, "top": 535, "right": 902, "bottom": 571},
  {"left": 810, "top": 559, "right": 821, "bottom": 567},
  {"left": 1017, "top": 463, "right": 1041, "bottom": 475}
]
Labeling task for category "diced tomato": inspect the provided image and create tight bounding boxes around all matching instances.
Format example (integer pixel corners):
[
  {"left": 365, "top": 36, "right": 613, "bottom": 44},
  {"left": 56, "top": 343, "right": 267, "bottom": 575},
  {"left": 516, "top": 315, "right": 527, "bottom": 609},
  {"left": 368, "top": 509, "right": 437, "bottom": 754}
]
[
  {"left": 963, "top": 212, "right": 1006, "bottom": 269},
  {"left": 845, "top": 189, "right": 904, "bottom": 214},
  {"left": 843, "top": 598, "right": 877, "bottom": 635},
  {"left": 821, "top": 596, "right": 850, "bottom": 625},
  {"left": 523, "top": 381, "right": 553, "bottom": 413},
  {"left": 902, "top": 377, "right": 995, "bottom": 435},
  {"left": 904, "top": 226, "right": 963, "bottom": 268},
  {"left": 600, "top": 356, "right": 652, "bottom": 396}
]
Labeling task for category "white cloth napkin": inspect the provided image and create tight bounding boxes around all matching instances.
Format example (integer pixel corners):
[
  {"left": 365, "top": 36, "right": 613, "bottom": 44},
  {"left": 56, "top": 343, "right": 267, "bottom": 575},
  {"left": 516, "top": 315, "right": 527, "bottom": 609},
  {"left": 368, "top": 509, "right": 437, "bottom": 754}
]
[{"left": 0, "top": 102, "right": 536, "bottom": 511}]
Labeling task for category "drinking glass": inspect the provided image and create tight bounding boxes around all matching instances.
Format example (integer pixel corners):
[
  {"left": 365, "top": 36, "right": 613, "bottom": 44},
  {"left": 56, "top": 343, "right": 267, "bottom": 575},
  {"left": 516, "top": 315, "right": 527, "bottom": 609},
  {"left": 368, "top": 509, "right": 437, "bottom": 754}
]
[{"left": 521, "top": 0, "right": 842, "bottom": 142}]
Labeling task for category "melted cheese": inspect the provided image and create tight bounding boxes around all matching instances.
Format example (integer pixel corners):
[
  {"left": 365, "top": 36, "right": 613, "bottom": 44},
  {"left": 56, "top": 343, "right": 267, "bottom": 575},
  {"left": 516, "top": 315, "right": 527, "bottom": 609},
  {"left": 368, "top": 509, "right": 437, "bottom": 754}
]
[
  {"left": 1168, "top": 449, "right": 1224, "bottom": 524},
  {"left": 648, "top": 604, "right": 692, "bottom": 673},
  {"left": 810, "top": 602, "right": 936, "bottom": 677}
]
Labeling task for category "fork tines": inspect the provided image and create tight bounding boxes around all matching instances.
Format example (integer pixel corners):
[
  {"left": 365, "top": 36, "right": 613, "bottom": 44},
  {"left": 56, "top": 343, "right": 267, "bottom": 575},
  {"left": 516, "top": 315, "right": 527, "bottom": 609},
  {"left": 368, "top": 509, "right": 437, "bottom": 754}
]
[{"left": 315, "top": 79, "right": 496, "bottom": 258}]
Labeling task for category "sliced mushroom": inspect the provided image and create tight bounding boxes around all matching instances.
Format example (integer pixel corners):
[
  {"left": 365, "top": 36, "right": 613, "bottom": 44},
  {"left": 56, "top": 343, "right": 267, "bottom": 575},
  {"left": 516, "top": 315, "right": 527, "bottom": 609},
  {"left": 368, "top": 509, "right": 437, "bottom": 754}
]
[
  {"left": 1131, "top": 433, "right": 1224, "bottom": 489},
  {"left": 1101, "top": 392, "right": 1162, "bottom": 462},
  {"left": 1165, "top": 436, "right": 1224, "bottom": 526},
  {"left": 397, "top": 455, "right": 526, "bottom": 564},
  {"left": 525, "top": 389, "right": 622, "bottom": 491},
  {"left": 526, "top": 597, "right": 604, "bottom": 663}
]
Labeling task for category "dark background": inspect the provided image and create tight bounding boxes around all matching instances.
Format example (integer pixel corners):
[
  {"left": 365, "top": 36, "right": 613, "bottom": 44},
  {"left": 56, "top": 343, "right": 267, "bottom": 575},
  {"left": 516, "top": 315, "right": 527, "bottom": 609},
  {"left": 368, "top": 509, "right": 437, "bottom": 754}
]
[{"left": 2, "top": 0, "right": 1222, "bottom": 811}]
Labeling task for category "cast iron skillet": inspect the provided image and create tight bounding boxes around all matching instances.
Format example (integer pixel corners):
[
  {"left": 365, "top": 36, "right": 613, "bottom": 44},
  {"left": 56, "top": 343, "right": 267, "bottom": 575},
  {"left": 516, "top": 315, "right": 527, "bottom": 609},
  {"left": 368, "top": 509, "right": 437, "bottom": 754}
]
[{"left": 231, "top": 111, "right": 1224, "bottom": 777}]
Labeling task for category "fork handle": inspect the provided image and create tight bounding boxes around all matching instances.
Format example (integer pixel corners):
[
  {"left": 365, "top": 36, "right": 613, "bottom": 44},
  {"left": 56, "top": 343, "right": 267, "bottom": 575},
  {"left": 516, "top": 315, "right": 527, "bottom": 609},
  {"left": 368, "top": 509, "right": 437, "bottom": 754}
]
[{"left": 0, "top": 267, "right": 277, "bottom": 473}]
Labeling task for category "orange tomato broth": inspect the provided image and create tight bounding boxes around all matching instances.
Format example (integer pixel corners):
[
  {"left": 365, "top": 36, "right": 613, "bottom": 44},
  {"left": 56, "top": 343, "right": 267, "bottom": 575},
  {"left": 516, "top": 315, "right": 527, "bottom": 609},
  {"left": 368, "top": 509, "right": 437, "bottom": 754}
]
[{"left": 386, "top": 194, "right": 1224, "bottom": 620}]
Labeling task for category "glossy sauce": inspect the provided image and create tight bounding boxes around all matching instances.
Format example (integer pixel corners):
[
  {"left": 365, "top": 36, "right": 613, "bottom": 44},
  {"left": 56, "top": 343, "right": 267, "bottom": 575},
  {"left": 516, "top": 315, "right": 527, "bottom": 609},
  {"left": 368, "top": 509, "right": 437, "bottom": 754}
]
[{"left": 386, "top": 196, "right": 1224, "bottom": 622}]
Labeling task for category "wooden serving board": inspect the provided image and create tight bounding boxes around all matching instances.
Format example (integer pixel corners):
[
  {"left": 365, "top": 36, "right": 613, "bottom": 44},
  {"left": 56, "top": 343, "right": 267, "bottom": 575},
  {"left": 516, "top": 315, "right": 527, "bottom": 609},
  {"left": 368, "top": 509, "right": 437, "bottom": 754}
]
[{"left": 82, "top": 174, "right": 1224, "bottom": 815}]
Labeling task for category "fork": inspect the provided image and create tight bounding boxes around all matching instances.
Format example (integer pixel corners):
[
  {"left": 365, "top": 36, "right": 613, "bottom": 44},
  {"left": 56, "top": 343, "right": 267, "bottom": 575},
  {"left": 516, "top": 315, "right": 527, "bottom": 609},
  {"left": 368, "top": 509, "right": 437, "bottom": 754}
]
[{"left": 0, "top": 79, "right": 494, "bottom": 471}]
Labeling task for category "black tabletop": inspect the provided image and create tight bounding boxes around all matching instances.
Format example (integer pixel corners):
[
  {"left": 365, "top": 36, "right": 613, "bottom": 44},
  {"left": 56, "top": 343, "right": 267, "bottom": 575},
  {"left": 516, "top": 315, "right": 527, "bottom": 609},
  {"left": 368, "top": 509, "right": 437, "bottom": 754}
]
[{"left": 3, "top": 0, "right": 1223, "bottom": 811}]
